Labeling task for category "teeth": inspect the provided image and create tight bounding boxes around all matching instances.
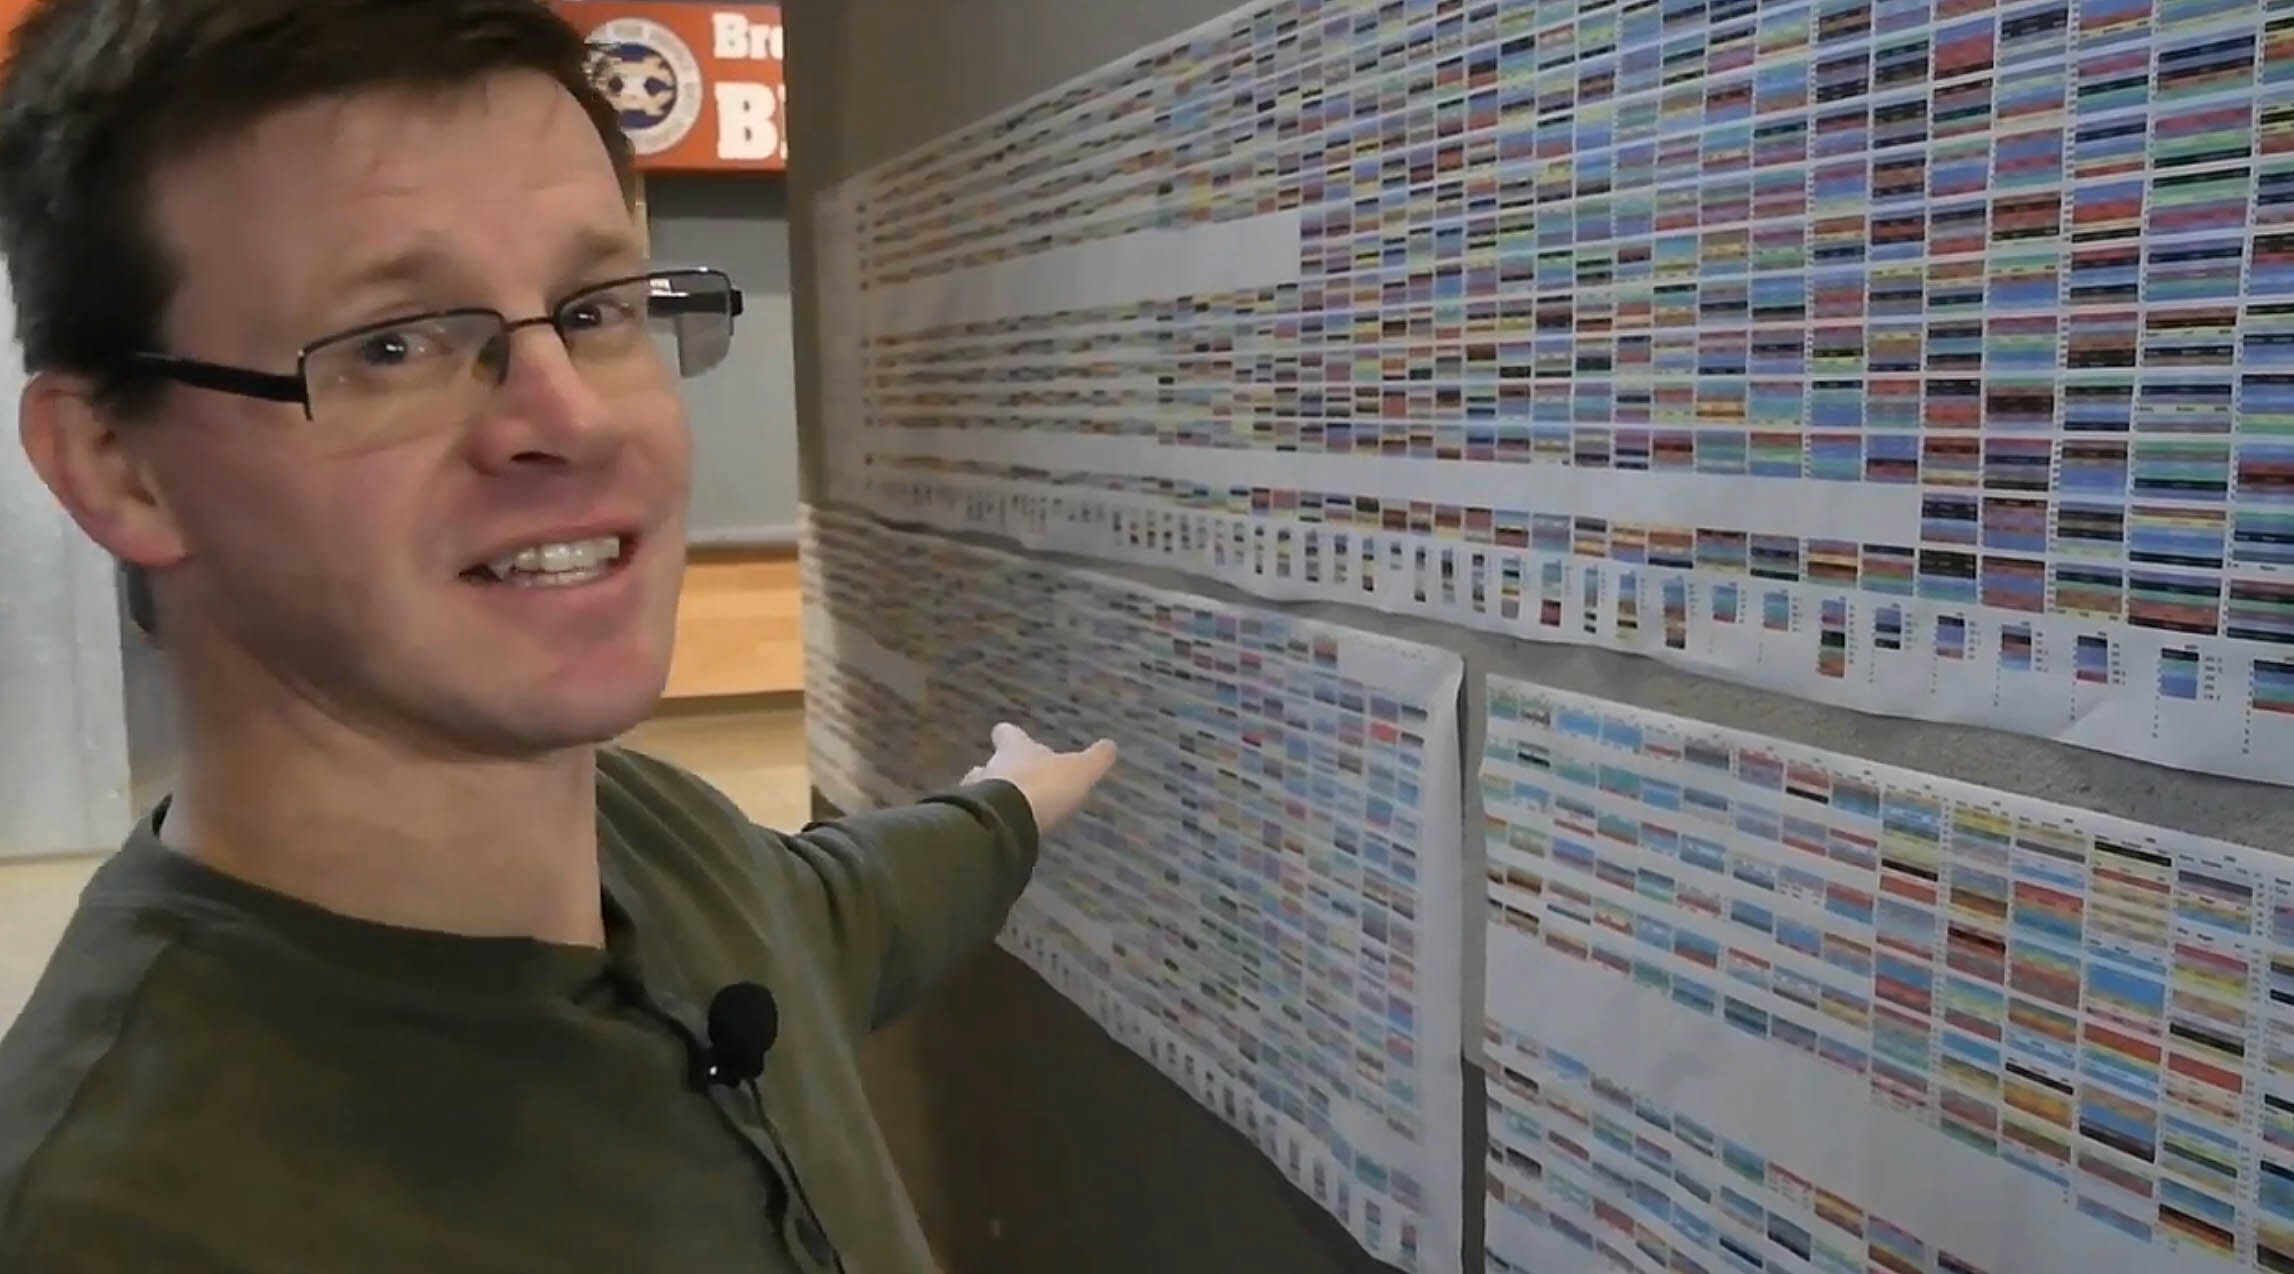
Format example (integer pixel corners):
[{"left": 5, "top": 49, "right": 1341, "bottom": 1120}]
[{"left": 481, "top": 535, "right": 623, "bottom": 582}]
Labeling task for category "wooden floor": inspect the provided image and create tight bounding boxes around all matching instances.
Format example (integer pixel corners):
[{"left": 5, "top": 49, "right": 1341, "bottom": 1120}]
[
  {"left": 661, "top": 552, "right": 804, "bottom": 700},
  {"left": 0, "top": 856, "right": 107, "bottom": 1031},
  {"left": 621, "top": 698, "right": 813, "bottom": 831}
]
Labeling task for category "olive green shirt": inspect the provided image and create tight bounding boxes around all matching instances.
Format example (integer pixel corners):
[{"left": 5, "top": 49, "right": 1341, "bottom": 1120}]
[{"left": 0, "top": 747, "right": 1039, "bottom": 1273}]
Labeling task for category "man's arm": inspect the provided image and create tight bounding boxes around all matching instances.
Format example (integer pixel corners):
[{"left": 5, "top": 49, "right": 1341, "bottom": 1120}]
[
  {"left": 773, "top": 778, "right": 1040, "bottom": 1032},
  {"left": 774, "top": 724, "right": 1117, "bottom": 1034}
]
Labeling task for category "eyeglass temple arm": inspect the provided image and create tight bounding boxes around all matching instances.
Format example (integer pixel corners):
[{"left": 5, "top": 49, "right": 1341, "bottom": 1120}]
[
  {"left": 127, "top": 352, "right": 308, "bottom": 405},
  {"left": 648, "top": 287, "right": 744, "bottom": 319}
]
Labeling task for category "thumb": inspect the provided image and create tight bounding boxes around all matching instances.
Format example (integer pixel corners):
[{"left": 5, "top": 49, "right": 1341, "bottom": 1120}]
[{"left": 991, "top": 722, "right": 1030, "bottom": 751}]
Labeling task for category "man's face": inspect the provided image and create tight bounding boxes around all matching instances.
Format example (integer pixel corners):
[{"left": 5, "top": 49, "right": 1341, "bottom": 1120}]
[{"left": 129, "top": 71, "right": 690, "bottom": 757}]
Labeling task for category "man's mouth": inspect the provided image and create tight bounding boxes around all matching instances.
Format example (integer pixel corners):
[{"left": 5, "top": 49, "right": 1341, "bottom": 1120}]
[{"left": 461, "top": 534, "right": 635, "bottom": 588}]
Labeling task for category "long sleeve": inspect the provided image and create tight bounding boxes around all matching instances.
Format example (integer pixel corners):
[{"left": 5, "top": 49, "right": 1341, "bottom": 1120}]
[{"left": 770, "top": 780, "right": 1040, "bottom": 1033}]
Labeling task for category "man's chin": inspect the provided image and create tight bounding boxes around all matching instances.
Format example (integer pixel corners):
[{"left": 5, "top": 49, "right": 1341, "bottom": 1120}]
[{"left": 457, "top": 671, "right": 672, "bottom": 758}]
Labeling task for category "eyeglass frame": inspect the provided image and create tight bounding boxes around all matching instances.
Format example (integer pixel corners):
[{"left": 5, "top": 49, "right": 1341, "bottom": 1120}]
[{"left": 120, "top": 265, "right": 746, "bottom": 419}]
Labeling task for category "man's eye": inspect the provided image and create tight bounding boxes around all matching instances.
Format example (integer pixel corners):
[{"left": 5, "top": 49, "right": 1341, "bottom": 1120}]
[
  {"left": 354, "top": 325, "right": 446, "bottom": 367},
  {"left": 564, "top": 294, "right": 642, "bottom": 330}
]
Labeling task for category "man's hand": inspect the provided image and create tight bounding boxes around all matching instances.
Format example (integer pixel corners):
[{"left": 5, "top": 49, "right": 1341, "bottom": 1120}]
[{"left": 962, "top": 723, "right": 1118, "bottom": 833}]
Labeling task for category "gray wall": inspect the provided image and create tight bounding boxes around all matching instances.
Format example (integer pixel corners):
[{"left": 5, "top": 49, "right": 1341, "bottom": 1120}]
[
  {"left": 785, "top": 2, "right": 2294, "bottom": 1272},
  {"left": 646, "top": 174, "right": 800, "bottom": 546}
]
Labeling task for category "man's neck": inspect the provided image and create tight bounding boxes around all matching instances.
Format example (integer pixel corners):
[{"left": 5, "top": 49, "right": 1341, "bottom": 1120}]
[{"left": 159, "top": 703, "right": 608, "bottom": 950}]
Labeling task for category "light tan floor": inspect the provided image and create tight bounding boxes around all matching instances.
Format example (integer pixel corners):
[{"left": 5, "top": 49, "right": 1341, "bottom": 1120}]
[
  {"left": 0, "top": 856, "right": 107, "bottom": 1030},
  {"left": 661, "top": 556, "right": 805, "bottom": 700},
  {"left": 622, "top": 697, "right": 813, "bottom": 829},
  {"left": 0, "top": 701, "right": 811, "bottom": 1031}
]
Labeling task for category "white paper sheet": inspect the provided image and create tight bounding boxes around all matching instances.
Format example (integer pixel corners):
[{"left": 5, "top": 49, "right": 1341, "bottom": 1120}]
[
  {"left": 799, "top": 504, "right": 1469, "bottom": 1273},
  {"left": 806, "top": 0, "right": 2294, "bottom": 787},
  {"left": 1478, "top": 675, "right": 2292, "bottom": 1274}
]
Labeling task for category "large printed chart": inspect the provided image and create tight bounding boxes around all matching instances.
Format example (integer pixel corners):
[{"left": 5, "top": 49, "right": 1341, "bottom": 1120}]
[
  {"left": 798, "top": 507, "right": 1469, "bottom": 1272},
  {"left": 1480, "top": 675, "right": 2294, "bottom": 1274},
  {"left": 814, "top": 0, "right": 2294, "bottom": 784}
]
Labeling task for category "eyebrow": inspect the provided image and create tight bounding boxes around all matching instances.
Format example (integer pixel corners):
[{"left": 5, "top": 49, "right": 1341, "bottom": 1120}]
[
  {"left": 335, "top": 226, "right": 640, "bottom": 291},
  {"left": 329, "top": 242, "right": 458, "bottom": 300},
  {"left": 312, "top": 225, "right": 645, "bottom": 328},
  {"left": 555, "top": 224, "right": 648, "bottom": 281}
]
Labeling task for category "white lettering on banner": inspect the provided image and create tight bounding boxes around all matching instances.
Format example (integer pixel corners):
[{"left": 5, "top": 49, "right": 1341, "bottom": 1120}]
[
  {"left": 714, "top": 81, "right": 787, "bottom": 162},
  {"left": 711, "top": 12, "right": 784, "bottom": 61}
]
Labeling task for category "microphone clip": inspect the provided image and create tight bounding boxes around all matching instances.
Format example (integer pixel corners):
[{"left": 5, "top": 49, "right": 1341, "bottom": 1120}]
[{"left": 702, "top": 981, "right": 779, "bottom": 1088}]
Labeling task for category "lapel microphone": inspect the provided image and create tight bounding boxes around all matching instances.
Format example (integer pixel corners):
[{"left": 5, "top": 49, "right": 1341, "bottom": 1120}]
[{"left": 703, "top": 982, "right": 779, "bottom": 1087}]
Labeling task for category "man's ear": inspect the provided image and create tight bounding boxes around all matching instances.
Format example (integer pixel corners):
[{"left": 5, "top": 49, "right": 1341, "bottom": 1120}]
[{"left": 17, "top": 371, "right": 188, "bottom": 569}]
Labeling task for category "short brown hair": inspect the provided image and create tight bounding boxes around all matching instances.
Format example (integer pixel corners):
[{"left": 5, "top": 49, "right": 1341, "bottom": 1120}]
[{"left": 0, "top": 0, "right": 635, "bottom": 413}]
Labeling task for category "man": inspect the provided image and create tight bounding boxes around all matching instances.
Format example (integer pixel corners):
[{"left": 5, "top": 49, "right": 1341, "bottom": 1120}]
[{"left": 0, "top": 1, "right": 1117, "bottom": 1270}]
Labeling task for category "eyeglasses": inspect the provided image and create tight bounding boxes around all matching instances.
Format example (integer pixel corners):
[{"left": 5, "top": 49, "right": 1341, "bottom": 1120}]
[{"left": 127, "top": 267, "right": 743, "bottom": 445}]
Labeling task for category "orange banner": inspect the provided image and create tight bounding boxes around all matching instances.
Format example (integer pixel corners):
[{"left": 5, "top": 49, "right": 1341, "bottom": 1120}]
[
  {"left": 0, "top": 0, "right": 30, "bottom": 52},
  {"left": 554, "top": 1, "right": 787, "bottom": 173}
]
